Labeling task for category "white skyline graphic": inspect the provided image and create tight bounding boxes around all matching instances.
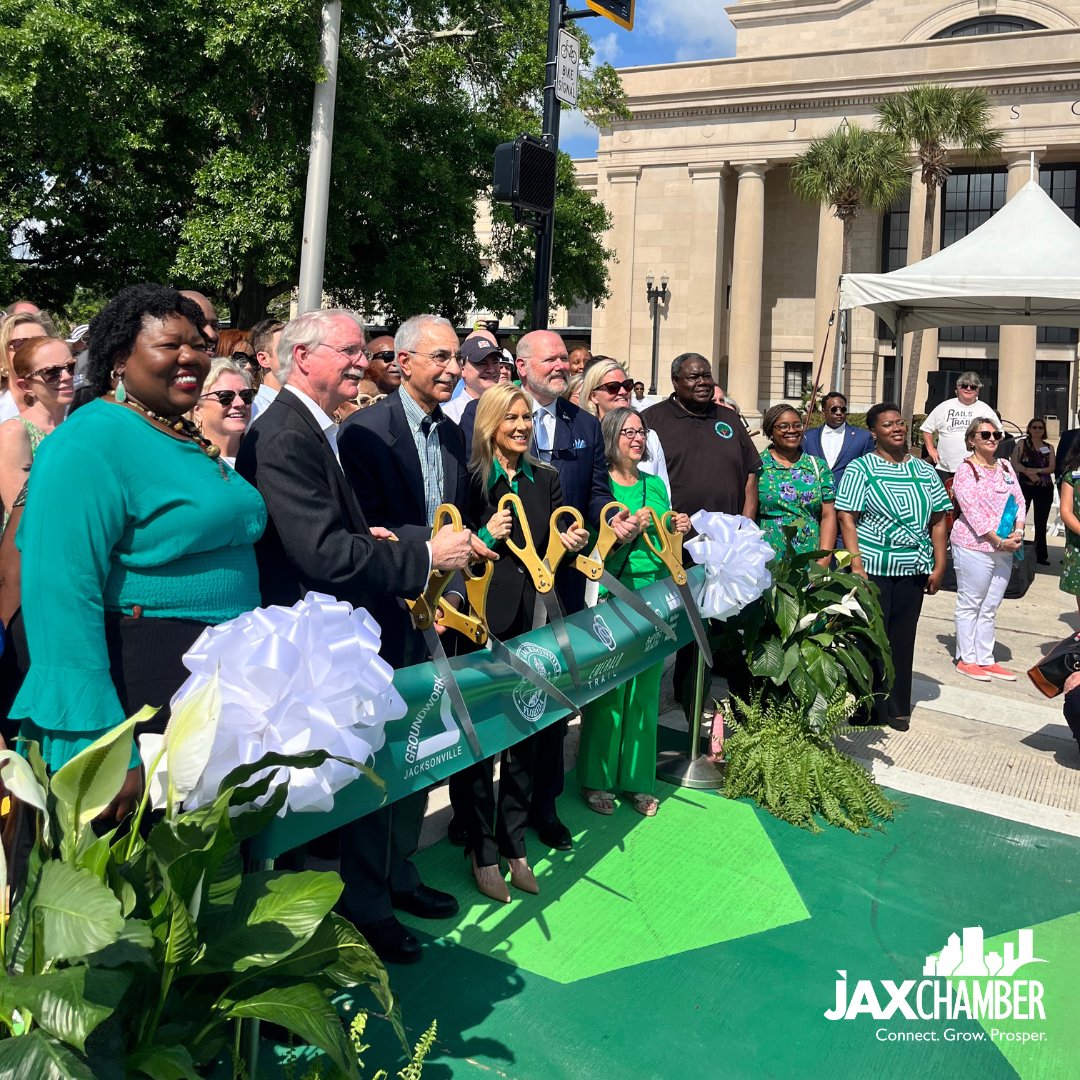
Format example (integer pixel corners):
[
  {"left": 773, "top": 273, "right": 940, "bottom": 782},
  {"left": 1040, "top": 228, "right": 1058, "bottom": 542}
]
[{"left": 923, "top": 927, "right": 1047, "bottom": 979}]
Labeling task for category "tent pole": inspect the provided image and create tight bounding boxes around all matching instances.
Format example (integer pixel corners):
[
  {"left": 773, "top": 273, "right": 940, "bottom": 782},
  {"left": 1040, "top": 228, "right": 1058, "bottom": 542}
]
[{"left": 895, "top": 313, "right": 905, "bottom": 408}]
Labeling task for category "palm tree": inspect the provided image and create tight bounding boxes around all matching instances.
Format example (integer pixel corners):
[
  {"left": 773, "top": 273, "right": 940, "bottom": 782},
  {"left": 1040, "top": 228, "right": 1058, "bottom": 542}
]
[
  {"left": 791, "top": 122, "right": 908, "bottom": 402},
  {"left": 877, "top": 85, "right": 1003, "bottom": 418}
]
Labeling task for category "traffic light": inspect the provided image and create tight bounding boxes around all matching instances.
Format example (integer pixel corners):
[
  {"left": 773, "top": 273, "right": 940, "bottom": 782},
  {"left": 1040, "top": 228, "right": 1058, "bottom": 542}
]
[
  {"left": 492, "top": 134, "right": 557, "bottom": 215},
  {"left": 585, "top": 0, "right": 634, "bottom": 30}
]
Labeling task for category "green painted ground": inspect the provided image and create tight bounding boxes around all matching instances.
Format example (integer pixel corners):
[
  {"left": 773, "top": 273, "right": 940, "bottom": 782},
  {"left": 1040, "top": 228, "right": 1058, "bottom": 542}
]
[{"left": 348, "top": 786, "right": 1080, "bottom": 1080}]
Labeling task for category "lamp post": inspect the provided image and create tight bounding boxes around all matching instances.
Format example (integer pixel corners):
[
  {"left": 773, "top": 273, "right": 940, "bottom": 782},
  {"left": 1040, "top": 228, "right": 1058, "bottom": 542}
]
[{"left": 646, "top": 272, "right": 669, "bottom": 396}]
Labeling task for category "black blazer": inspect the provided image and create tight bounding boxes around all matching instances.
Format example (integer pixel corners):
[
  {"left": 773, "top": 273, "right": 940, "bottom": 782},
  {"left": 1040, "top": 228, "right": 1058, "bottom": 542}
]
[
  {"left": 470, "top": 464, "right": 564, "bottom": 640},
  {"left": 235, "top": 389, "right": 430, "bottom": 626}
]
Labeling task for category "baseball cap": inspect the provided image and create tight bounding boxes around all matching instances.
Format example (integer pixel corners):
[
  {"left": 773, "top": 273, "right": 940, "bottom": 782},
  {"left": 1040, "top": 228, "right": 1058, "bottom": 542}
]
[{"left": 459, "top": 337, "right": 501, "bottom": 367}]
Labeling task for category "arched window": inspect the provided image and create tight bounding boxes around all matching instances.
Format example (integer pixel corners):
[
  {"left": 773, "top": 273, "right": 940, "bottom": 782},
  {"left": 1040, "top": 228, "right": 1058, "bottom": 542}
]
[{"left": 932, "top": 16, "right": 1043, "bottom": 38}]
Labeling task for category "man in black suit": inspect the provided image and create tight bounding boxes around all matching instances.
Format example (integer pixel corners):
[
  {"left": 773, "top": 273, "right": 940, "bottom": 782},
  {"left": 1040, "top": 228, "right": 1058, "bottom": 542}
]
[{"left": 236, "top": 309, "right": 478, "bottom": 964}]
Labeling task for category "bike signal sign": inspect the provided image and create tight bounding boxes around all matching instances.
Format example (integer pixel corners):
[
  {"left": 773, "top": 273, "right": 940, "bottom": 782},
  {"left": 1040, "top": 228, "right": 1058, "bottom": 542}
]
[{"left": 584, "top": 0, "right": 634, "bottom": 31}]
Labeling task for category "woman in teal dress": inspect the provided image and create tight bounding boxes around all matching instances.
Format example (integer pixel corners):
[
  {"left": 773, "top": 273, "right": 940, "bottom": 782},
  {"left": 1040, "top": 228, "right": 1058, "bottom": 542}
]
[
  {"left": 11, "top": 285, "right": 266, "bottom": 821},
  {"left": 576, "top": 406, "right": 690, "bottom": 818},
  {"left": 1056, "top": 440, "right": 1080, "bottom": 610},
  {"left": 756, "top": 402, "right": 837, "bottom": 563}
]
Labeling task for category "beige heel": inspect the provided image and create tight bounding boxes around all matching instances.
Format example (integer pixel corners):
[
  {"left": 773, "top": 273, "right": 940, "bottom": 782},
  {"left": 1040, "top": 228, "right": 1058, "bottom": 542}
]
[
  {"left": 470, "top": 852, "right": 510, "bottom": 903},
  {"left": 506, "top": 857, "right": 539, "bottom": 894}
]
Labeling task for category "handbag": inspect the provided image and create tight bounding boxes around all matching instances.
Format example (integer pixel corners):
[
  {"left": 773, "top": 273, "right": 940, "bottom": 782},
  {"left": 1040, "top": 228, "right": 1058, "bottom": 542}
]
[{"left": 1028, "top": 629, "right": 1080, "bottom": 698}]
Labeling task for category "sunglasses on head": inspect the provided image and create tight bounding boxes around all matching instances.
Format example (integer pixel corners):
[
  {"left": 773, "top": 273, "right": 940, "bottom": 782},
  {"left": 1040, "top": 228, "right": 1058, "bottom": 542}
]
[
  {"left": 976, "top": 430, "right": 1004, "bottom": 442},
  {"left": 959, "top": 383, "right": 979, "bottom": 391},
  {"left": 29, "top": 360, "right": 76, "bottom": 386},
  {"left": 597, "top": 378, "right": 635, "bottom": 396},
  {"left": 200, "top": 388, "right": 255, "bottom": 406}
]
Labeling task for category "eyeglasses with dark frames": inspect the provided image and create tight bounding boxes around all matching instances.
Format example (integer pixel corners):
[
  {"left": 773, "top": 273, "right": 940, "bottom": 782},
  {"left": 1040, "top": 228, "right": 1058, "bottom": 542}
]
[
  {"left": 827, "top": 405, "right": 848, "bottom": 414},
  {"left": 775, "top": 422, "right": 804, "bottom": 433},
  {"left": 975, "top": 430, "right": 1005, "bottom": 442},
  {"left": 958, "top": 383, "right": 979, "bottom": 391},
  {"left": 28, "top": 360, "right": 76, "bottom": 386},
  {"left": 597, "top": 379, "right": 635, "bottom": 396},
  {"left": 369, "top": 350, "right": 396, "bottom": 363},
  {"left": 200, "top": 389, "right": 256, "bottom": 406},
  {"left": 618, "top": 427, "right": 648, "bottom": 441}
]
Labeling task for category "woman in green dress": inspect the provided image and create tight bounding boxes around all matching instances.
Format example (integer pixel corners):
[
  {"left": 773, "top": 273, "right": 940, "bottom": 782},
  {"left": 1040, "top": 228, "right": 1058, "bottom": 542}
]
[
  {"left": 756, "top": 402, "right": 837, "bottom": 563},
  {"left": 577, "top": 406, "right": 690, "bottom": 818},
  {"left": 1056, "top": 440, "right": 1080, "bottom": 610},
  {"left": 11, "top": 285, "right": 267, "bottom": 822}
]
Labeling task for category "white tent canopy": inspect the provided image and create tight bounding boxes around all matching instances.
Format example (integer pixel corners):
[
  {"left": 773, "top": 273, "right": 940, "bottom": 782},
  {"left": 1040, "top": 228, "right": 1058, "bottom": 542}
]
[{"left": 840, "top": 180, "right": 1080, "bottom": 332}]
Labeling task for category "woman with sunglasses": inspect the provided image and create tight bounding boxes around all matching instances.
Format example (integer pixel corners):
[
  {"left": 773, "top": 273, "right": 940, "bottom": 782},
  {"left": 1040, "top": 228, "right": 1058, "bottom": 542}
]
[
  {"left": 836, "top": 403, "right": 951, "bottom": 730},
  {"left": 950, "top": 418, "right": 1025, "bottom": 681},
  {"left": 0, "top": 312, "right": 54, "bottom": 422},
  {"left": 1011, "top": 417, "right": 1054, "bottom": 565},
  {"left": 577, "top": 407, "right": 690, "bottom": 818},
  {"left": 580, "top": 358, "right": 669, "bottom": 490},
  {"left": 192, "top": 357, "right": 255, "bottom": 467},
  {"left": 756, "top": 402, "right": 836, "bottom": 564},
  {"left": 0, "top": 338, "right": 74, "bottom": 525}
]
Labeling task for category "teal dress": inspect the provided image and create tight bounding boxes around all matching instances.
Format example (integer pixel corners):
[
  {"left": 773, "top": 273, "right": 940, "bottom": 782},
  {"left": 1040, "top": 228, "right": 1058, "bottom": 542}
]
[
  {"left": 12, "top": 399, "right": 267, "bottom": 770},
  {"left": 758, "top": 450, "right": 836, "bottom": 558}
]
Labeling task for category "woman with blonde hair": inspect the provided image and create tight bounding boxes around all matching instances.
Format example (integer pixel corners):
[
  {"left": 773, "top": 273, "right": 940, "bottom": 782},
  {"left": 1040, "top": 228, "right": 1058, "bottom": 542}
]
[
  {"left": 459, "top": 382, "right": 590, "bottom": 902},
  {"left": 579, "top": 357, "right": 668, "bottom": 490},
  {"left": 0, "top": 313, "right": 54, "bottom": 422},
  {"left": 0, "top": 338, "right": 74, "bottom": 523},
  {"left": 192, "top": 357, "right": 254, "bottom": 468}
]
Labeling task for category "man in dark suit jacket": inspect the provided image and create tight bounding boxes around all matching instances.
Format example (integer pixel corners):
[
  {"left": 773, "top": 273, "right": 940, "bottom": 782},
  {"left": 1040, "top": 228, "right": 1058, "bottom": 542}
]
[
  {"left": 802, "top": 391, "right": 874, "bottom": 492},
  {"left": 236, "top": 309, "right": 477, "bottom": 965}
]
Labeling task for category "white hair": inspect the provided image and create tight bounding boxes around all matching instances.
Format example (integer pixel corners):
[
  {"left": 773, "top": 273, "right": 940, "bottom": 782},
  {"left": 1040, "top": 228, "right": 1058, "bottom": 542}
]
[
  {"left": 394, "top": 314, "right": 456, "bottom": 357},
  {"left": 278, "top": 309, "right": 365, "bottom": 381}
]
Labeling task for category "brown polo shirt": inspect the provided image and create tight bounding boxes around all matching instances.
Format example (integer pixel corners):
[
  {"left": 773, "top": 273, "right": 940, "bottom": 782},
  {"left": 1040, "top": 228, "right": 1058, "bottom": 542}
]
[{"left": 643, "top": 396, "right": 762, "bottom": 516}]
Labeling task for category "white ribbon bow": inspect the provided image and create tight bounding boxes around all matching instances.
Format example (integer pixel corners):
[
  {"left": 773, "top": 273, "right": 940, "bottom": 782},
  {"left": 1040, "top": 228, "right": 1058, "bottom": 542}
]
[{"left": 684, "top": 511, "right": 774, "bottom": 621}]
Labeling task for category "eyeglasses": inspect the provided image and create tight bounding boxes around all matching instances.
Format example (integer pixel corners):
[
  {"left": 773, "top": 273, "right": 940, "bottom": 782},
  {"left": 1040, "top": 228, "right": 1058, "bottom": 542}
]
[
  {"left": 29, "top": 361, "right": 76, "bottom": 386},
  {"left": 975, "top": 430, "right": 1005, "bottom": 442},
  {"left": 356, "top": 393, "right": 387, "bottom": 407},
  {"left": 200, "top": 389, "right": 255, "bottom": 406},
  {"left": 775, "top": 422, "right": 804, "bottom": 433},
  {"left": 878, "top": 419, "right": 908, "bottom": 430},
  {"left": 958, "top": 383, "right": 979, "bottom": 391},
  {"left": 619, "top": 427, "right": 647, "bottom": 442},
  {"left": 230, "top": 351, "right": 257, "bottom": 366},
  {"left": 318, "top": 342, "right": 368, "bottom": 361},
  {"left": 7, "top": 335, "right": 45, "bottom": 352},
  {"left": 409, "top": 349, "right": 462, "bottom": 366},
  {"left": 597, "top": 379, "right": 635, "bottom": 396},
  {"left": 827, "top": 405, "right": 848, "bottom": 414},
  {"left": 369, "top": 350, "right": 396, "bottom": 363}
]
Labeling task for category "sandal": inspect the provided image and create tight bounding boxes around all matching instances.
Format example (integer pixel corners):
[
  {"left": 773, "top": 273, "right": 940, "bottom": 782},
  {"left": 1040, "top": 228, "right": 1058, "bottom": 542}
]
[
  {"left": 631, "top": 793, "right": 659, "bottom": 817},
  {"left": 582, "top": 788, "right": 616, "bottom": 815}
]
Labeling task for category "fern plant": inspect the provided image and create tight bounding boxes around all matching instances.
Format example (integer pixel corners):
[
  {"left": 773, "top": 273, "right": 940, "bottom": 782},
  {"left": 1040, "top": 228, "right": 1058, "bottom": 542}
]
[{"left": 723, "top": 692, "right": 897, "bottom": 834}]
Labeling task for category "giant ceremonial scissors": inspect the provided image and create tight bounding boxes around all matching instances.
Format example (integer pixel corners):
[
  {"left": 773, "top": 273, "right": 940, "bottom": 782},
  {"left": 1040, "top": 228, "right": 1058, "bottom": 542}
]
[{"left": 641, "top": 508, "right": 713, "bottom": 664}]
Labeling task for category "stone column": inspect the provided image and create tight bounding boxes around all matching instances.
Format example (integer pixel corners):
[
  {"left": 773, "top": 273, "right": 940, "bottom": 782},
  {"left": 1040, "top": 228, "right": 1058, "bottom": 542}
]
[
  {"left": 590, "top": 166, "right": 641, "bottom": 366},
  {"left": 903, "top": 168, "right": 939, "bottom": 410},
  {"left": 813, "top": 203, "right": 843, "bottom": 393},
  {"left": 686, "top": 163, "right": 729, "bottom": 371},
  {"left": 997, "top": 151, "right": 1043, "bottom": 427},
  {"left": 727, "top": 163, "right": 770, "bottom": 416}
]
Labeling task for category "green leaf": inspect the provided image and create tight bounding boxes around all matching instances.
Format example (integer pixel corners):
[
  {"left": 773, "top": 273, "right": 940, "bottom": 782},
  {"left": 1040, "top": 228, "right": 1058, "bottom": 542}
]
[
  {"left": 0, "top": 1029, "right": 97, "bottom": 1080},
  {"left": 165, "top": 672, "right": 221, "bottom": 812},
  {"left": 225, "top": 984, "right": 358, "bottom": 1080},
  {"left": 0, "top": 748, "right": 47, "bottom": 815},
  {"left": 31, "top": 862, "right": 126, "bottom": 962},
  {"left": 128, "top": 1044, "right": 200, "bottom": 1080},
  {"left": 773, "top": 589, "right": 800, "bottom": 641},
  {"left": 749, "top": 638, "right": 784, "bottom": 679},
  {"left": 0, "top": 967, "right": 129, "bottom": 1052},
  {"left": 777, "top": 644, "right": 801, "bottom": 685},
  {"left": 192, "top": 870, "right": 343, "bottom": 975}
]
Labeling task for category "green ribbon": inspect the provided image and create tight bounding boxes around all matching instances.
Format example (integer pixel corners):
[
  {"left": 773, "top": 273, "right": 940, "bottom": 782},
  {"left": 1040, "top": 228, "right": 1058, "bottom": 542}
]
[{"left": 252, "top": 566, "right": 704, "bottom": 859}]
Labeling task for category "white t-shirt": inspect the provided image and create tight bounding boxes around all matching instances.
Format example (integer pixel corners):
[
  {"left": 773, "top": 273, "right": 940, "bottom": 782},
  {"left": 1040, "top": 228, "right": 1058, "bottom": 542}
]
[
  {"left": 820, "top": 422, "right": 846, "bottom": 468},
  {"left": 920, "top": 397, "right": 998, "bottom": 473}
]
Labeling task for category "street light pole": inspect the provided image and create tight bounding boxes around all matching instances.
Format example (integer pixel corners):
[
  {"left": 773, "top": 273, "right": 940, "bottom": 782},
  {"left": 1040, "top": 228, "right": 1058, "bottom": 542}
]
[{"left": 646, "top": 272, "right": 669, "bottom": 396}]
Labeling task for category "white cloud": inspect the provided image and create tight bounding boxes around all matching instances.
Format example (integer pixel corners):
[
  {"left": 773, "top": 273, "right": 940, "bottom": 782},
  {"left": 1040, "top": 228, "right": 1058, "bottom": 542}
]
[
  {"left": 591, "top": 31, "right": 620, "bottom": 66},
  {"left": 560, "top": 108, "right": 592, "bottom": 141},
  {"left": 644, "top": 1, "right": 736, "bottom": 62}
]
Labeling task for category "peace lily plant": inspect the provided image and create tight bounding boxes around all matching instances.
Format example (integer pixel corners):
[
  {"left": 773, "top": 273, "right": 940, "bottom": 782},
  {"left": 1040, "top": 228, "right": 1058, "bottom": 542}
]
[{"left": 0, "top": 676, "right": 404, "bottom": 1079}]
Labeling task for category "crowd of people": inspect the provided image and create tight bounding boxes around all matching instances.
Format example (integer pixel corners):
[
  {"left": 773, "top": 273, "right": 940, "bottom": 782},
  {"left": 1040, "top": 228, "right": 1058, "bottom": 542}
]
[{"left": 0, "top": 289, "right": 1076, "bottom": 967}]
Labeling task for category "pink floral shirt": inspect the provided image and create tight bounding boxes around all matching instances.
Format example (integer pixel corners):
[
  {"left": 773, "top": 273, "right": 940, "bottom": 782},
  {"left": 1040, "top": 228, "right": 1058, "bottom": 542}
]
[{"left": 951, "top": 458, "right": 1027, "bottom": 553}]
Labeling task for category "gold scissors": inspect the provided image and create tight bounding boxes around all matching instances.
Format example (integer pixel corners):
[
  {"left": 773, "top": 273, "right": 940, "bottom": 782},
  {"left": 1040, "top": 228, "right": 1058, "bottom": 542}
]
[{"left": 641, "top": 509, "right": 712, "bottom": 661}]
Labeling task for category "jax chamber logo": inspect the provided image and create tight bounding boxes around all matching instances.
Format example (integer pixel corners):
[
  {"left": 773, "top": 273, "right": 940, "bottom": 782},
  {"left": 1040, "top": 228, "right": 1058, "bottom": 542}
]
[
  {"left": 512, "top": 642, "right": 562, "bottom": 723},
  {"left": 825, "top": 926, "right": 1047, "bottom": 1033}
]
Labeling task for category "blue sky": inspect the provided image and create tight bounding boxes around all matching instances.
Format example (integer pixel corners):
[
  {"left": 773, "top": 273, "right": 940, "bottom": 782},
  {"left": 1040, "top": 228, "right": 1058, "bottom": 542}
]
[{"left": 560, "top": 1, "right": 737, "bottom": 159}]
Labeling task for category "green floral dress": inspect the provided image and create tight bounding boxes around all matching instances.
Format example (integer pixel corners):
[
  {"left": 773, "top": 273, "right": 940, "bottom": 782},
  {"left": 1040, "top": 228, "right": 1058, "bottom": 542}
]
[
  {"left": 1061, "top": 473, "right": 1080, "bottom": 595},
  {"left": 758, "top": 450, "right": 836, "bottom": 557}
]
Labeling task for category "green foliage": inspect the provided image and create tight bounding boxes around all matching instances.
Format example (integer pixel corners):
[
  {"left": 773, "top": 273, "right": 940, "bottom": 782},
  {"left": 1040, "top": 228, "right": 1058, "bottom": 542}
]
[
  {"left": 0, "top": 722, "right": 401, "bottom": 1078},
  {"left": 0, "top": 1, "right": 624, "bottom": 326},
  {"left": 723, "top": 693, "right": 897, "bottom": 834}
]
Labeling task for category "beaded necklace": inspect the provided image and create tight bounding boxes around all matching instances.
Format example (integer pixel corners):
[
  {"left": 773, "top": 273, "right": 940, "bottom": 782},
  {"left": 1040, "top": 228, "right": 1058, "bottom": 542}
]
[{"left": 107, "top": 392, "right": 229, "bottom": 480}]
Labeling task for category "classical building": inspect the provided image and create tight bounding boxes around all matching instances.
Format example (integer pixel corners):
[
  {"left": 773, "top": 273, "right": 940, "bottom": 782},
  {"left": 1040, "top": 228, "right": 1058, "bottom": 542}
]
[{"left": 584, "top": 1, "right": 1080, "bottom": 428}]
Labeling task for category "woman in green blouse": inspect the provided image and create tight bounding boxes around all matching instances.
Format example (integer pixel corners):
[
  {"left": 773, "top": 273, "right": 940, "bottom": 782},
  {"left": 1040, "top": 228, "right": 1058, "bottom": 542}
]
[
  {"left": 577, "top": 407, "right": 690, "bottom": 817},
  {"left": 11, "top": 285, "right": 267, "bottom": 821},
  {"left": 835, "top": 402, "right": 950, "bottom": 731}
]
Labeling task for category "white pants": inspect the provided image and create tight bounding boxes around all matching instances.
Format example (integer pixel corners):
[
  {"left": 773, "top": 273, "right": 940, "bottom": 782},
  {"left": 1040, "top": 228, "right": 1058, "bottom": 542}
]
[{"left": 952, "top": 544, "right": 1013, "bottom": 666}]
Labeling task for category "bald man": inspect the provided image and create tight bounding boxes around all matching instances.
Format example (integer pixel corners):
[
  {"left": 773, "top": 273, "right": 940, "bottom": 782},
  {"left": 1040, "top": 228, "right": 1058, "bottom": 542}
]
[
  {"left": 179, "top": 289, "right": 220, "bottom": 354},
  {"left": 365, "top": 334, "right": 402, "bottom": 395}
]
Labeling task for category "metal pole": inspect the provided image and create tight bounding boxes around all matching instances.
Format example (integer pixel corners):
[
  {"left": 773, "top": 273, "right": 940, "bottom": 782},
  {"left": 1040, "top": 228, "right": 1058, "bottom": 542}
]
[
  {"left": 648, "top": 292, "right": 660, "bottom": 395},
  {"left": 656, "top": 648, "right": 724, "bottom": 789},
  {"left": 531, "top": 0, "right": 564, "bottom": 331},
  {"left": 296, "top": 0, "right": 342, "bottom": 315},
  {"left": 895, "top": 312, "right": 906, "bottom": 407}
]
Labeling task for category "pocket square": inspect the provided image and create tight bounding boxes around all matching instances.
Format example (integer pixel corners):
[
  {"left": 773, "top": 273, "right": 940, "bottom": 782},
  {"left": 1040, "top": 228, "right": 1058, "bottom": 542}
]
[{"left": 574, "top": 438, "right": 587, "bottom": 449}]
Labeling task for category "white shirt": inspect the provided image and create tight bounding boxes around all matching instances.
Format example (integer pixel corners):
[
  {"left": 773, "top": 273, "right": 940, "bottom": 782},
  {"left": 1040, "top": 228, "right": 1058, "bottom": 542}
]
[
  {"left": 281, "top": 385, "right": 339, "bottom": 462},
  {"left": 442, "top": 391, "right": 476, "bottom": 424},
  {"left": 639, "top": 429, "right": 670, "bottom": 493},
  {"left": 0, "top": 390, "right": 19, "bottom": 424},
  {"left": 249, "top": 382, "right": 278, "bottom": 424},
  {"left": 921, "top": 397, "right": 998, "bottom": 473},
  {"left": 820, "top": 422, "right": 846, "bottom": 469}
]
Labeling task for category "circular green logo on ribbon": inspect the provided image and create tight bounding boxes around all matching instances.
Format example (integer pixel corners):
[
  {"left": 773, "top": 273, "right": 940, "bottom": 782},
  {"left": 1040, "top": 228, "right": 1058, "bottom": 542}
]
[{"left": 715, "top": 421, "right": 734, "bottom": 439}]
